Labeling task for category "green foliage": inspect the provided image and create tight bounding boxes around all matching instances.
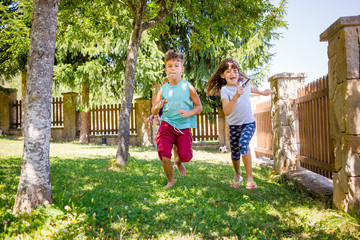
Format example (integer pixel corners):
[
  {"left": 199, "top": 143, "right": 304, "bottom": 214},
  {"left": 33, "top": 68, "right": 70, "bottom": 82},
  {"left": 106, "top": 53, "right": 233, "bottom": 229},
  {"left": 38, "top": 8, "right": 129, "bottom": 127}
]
[
  {"left": 1, "top": 0, "right": 287, "bottom": 111},
  {"left": 54, "top": 0, "right": 131, "bottom": 106},
  {"left": 1, "top": 137, "right": 359, "bottom": 239},
  {"left": 0, "top": 0, "right": 31, "bottom": 79},
  {"left": 151, "top": 0, "right": 287, "bottom": 112},
  {"left": 54, "top": 0, "right": 166, "bottom": 105}
]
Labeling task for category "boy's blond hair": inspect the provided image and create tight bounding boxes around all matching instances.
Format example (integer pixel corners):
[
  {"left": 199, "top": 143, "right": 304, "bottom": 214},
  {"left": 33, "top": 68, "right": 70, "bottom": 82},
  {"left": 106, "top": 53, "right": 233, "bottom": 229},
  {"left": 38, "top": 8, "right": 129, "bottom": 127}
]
[{"left": 164, "top": 50, "right": 185, "bottom": 65}]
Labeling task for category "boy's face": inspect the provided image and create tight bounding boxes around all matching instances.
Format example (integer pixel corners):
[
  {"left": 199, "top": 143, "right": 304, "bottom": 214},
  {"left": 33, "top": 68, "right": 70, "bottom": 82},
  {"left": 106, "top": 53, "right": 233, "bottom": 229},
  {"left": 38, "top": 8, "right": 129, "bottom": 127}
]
[
  {"left": 221, "top": 63, "right": 239, "bottom": 86},
  {"left": 164, "top": 59, "right": 184, "bottom": 81}
]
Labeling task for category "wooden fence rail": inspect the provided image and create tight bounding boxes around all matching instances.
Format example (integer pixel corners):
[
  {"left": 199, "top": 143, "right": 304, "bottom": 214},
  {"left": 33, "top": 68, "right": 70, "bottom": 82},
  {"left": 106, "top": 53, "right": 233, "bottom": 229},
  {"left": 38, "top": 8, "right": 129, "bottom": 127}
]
[
  {"left": 14, "top": 98, "right": 64, "bottom": 128},
  {"left": 253, "top": 100, "right": 273, "bottom": 159},
  {"left": 295, "top": 75, "right": 333, "bottom": 179},
  {"left": 192, "top": 107, "right": 219, "bottom": 142},
  {"left": 90, "top": 103, "right": 136, "bottom": 136}
]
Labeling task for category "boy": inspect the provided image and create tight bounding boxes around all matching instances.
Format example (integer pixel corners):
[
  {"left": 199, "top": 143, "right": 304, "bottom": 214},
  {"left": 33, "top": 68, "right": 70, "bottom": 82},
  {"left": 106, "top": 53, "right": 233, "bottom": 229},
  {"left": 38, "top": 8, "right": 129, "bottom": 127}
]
[{"left": 152, "top": 50, "right": 202, "bottom": 188}]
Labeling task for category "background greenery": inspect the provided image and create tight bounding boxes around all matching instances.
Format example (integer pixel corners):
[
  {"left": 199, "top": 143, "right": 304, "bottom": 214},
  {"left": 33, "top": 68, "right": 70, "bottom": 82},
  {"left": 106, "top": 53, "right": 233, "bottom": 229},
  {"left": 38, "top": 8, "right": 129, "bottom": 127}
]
[
  {"left": 1, "top": 0, "right": 287, "bottom": 112},
  {"left": 0, "top": 136, "right": 359, "bottom": 239}
]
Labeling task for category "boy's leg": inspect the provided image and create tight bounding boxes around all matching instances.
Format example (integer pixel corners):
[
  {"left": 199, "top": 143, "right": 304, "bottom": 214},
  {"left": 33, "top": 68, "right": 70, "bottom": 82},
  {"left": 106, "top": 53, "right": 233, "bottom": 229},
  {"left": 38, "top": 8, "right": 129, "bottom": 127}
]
[
  {"left": 155, "top": 121, "right": 176, "bottom": 187},
  {"left": 162, "top": 156, "right": 175, "bottom": 188},
  {"left": 174, "top": 129, "right": 192, "bottom": 176},
  {"left": 173, "top": 145, "right": 186, "bottom": 176}
]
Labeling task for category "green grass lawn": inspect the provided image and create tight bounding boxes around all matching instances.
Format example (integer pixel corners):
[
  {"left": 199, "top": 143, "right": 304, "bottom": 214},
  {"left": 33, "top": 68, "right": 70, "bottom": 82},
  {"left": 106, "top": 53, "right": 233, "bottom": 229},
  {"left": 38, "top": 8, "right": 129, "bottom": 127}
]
[{"left": 0, "top": 136, "right": 359, "bottom": 239}]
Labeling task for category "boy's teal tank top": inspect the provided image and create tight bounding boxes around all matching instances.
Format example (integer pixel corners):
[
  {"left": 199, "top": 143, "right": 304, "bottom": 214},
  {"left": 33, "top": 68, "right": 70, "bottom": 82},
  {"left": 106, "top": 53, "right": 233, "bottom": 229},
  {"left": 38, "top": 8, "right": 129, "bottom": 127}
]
[{"left": 160, "top": 79, "right": 197, "bottom": 129}]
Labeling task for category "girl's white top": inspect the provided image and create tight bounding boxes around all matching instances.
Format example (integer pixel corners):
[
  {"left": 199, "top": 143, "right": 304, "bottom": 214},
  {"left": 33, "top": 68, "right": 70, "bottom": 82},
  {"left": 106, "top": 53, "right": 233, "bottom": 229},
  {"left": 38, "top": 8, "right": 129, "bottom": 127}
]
[{"left": 220, "top": 82, "right": 255, "bottom": 125}]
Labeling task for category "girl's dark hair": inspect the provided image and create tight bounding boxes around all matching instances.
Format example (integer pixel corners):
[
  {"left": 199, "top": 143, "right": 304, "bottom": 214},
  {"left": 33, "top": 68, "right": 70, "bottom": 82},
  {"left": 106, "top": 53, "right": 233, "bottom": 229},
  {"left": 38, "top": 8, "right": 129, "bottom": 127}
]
[{"left": 205, "top": 58, "right": 246, "bottom": 96}]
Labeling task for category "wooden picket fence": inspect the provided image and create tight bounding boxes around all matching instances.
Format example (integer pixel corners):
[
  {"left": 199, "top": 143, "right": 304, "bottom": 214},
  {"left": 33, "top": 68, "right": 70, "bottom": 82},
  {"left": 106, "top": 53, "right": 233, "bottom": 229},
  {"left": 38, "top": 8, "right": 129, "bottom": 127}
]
[
  {"left": 253, "top": 100, "right": 273, "bottom": 159},
  {"left": 192, "top": 107, "right": 219, "bottom": 142},
  {"left": 13, "top": 100, "right": 21, "bottom": 129},
  {"left": 89, "top": 103, "right": 136, "bottom": 135},
  {"left": 13, "top": 98, "right": 64, "bottom": 128},
  {"left": 295, "top": 75, "right": 333, "bottom": 179},
  {"left": 52, "top": 97, "right": 63, "bottom": 127}
]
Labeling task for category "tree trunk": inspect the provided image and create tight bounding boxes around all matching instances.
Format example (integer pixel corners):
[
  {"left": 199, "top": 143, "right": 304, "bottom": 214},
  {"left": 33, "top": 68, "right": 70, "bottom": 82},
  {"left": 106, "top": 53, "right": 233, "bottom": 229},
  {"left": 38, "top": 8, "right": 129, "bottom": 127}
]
[
  {"left": 13, "top": 0, "right": 60, "bottom": 214},
  {"left": 116, "top": 3, "right": 146, "bottom": 166},
  {"left": 20, "top": 68, "right": 27, "bottom": 136},
  {"left": 21, "top": 69, "right": 27, "bottom": 136},
  {"left": 80, "top": 77, "right": 90, "bottom": 143}
]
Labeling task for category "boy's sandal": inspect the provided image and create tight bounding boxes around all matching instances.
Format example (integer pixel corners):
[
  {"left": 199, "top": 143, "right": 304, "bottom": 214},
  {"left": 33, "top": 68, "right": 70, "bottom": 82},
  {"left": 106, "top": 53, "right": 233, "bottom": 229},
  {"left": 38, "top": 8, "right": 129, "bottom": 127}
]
[
  {"left": 230, "top": 176, "right": 243, "bottom": 188},
  {"left": 246, "top": 181, "right": 257, "bottom": 189}
]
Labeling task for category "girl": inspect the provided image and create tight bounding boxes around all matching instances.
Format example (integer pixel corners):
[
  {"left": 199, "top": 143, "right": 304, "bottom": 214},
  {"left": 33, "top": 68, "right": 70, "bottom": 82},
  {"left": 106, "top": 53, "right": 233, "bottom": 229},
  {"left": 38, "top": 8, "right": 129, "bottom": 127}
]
[{"left": 206, "top": 58, "right": 272, "bottom": 189}]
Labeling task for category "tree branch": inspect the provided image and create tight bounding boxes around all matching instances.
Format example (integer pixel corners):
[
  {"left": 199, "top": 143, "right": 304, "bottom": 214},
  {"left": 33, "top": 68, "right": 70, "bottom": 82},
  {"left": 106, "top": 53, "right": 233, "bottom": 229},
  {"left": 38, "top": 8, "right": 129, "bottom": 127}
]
[
  {"left": 121, "top": 0, "right": 136, "bottom": 15},
  {"left": 141, "top": 0, "right": 177, "bottom": 31}
]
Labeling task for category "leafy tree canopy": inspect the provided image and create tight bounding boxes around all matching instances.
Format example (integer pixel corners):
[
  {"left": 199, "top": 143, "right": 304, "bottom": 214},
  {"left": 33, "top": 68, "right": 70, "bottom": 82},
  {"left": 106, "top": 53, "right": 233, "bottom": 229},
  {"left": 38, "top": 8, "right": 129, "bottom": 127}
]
[
  {"left": 0, "top": 0, "right": 31, "bottom": 79},
  {"left": 150, "top": 0, "right": 287, "bottom": 111},
  {"left": 54, "top": 0, "right": 164, "bottom": 106}
]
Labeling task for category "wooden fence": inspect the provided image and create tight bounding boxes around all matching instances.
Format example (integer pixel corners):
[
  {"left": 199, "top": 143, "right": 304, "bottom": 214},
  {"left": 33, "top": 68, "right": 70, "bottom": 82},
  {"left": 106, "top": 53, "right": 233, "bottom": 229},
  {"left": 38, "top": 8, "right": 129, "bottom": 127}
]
[
  {"left": 14, "top": 98, "right": 64, "bottom": 128},
  {"left": 13, "top": 99, "right": 220, "bottom": 141},
  {"left": 13, "top": 100, "right": 21, "bottom": 129},
  {"left": 295, "top": 75, "right": 333, "bottom": 179},
  {"left": 192, "top": 107, "right": 219, "bottom": 142},
  {"left": 253, "top": 100, "right": 273, "bottom": 159},
  {"left": 89, "top": 103, "right": 136, "bottom": 136},
  {"left": 253, "top": 76, "right": 333, "bottom": 179}
]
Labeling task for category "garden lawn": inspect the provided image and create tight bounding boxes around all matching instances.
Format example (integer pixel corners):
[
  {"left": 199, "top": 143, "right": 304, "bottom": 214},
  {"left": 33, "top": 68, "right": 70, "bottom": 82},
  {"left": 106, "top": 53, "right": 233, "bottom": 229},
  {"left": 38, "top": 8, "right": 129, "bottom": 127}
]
[{"left": 0, "top": 136, "right": 359, "bottom": 239}]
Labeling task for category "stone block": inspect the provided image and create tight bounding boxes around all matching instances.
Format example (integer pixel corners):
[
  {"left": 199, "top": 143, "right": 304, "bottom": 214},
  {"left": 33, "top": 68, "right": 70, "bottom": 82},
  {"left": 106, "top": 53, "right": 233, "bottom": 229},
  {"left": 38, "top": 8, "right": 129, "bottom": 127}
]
[
  {"left": 326, "top": 31, "right": 339, "bottom": 58},
  {"left": 332, "top": 140, "right": 343, "bottom": 172},
  {"left": 331, "top": 81, "right": 346, "bottom": 133},
  {"left": 345, "top": 138, "right": 360, "bottom": 176},
  {"left": 327, "top": 61, "right": 337, "bottom": 99},
  {"left": 279, "top": 126, "right": 294, "bottom": 146},
  {"left": 343, "top": 27, "right": 360, "bottom": 79},
  {"left": 332, "top": 172, "right": 346, "bottom": 210},
  {"left": 344, "top": 189, "right": 360, "bottom": 214},
  {"left": 0, "top": 91, "right": 9, "bottom": 132},
  {"left": 348, "top": 176, "right": 360, "bottom": 197},
  {"left": 345, "top": 79, "right": 360, "bottom": 134}
]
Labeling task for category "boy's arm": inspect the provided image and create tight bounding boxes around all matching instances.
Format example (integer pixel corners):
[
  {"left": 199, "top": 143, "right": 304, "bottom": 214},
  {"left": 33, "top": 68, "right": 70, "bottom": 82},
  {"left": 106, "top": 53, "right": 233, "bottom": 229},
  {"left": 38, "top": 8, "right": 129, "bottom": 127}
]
[
  {"left": 151, "top": 90, "right": 167, "bottom": 115},
  {"left": 178, "top": 84, "right": 202, "bottom": 118},
  {"left": 251, "top": 85, "right": 273, "bottom": 96}
]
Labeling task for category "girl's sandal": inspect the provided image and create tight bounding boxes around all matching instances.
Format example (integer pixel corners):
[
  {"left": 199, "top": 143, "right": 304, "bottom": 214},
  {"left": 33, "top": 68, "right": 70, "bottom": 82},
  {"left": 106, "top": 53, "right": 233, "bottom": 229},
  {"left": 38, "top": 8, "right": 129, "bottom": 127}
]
[
  {"left": 246, "top": 181, "right": 257, "bottom": 189},
  {"left": 230, "top": 176, "right": 243, "bottom": 188}
]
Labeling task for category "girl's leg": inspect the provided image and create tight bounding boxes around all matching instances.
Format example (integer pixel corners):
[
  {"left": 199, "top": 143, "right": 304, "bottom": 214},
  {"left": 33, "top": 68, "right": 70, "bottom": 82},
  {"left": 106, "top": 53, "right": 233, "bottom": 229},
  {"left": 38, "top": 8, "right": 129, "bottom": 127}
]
[
  {"left": 229, "top": 125, "right": 242, "bottom": 187},
  {"left": 242, "top": 152, "right": 254, "bottom": 182},
  {"left": 231, "top": 159, "right": 242, "bottom": 187},
  {"left": 238, "top": 122, "right": 257, "bottom": 188},
  {"left": 162, "top": 156, "right": 175, "bottom": 188}
]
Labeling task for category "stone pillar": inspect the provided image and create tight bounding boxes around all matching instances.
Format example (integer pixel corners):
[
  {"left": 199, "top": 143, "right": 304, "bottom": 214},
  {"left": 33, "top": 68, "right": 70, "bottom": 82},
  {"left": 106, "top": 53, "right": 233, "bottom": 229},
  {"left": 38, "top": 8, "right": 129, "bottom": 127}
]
[
  {"left": 0, "top": 87, "right": 17, "bottom": 134},
  {"left": 135, "top": 98, "right": 152, "bottom": 147},
  {"left": 268, "top": 73, "right": 306, "bottom": 174},
  {"left": 320, "top": 16, "right": 360, "bottom": 214},
  {"left": 62, "top": 92, "right": 79, "bottom": 141}
]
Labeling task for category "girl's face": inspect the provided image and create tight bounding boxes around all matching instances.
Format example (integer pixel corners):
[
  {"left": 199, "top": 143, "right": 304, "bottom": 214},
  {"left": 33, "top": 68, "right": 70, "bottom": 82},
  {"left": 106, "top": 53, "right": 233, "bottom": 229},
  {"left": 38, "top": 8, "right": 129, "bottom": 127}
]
[
  {"left": 221, "top": 63, "right": 239, "bottom": 86},
  {"left": 165, "top": 59, "right": 184, "bottom": 81}
]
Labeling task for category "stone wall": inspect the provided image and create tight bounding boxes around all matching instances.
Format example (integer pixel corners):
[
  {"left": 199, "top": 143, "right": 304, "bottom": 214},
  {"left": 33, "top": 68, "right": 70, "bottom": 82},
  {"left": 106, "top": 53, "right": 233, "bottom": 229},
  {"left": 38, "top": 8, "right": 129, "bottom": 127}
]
[
  {"left": 0, "top": 86, "right": 17, "bottom": 134},
  {"left": 268, "top": 73, "right": 306, "bottom": 174},
  {"left": 320, "top": 16, "right": 360, "bottom": 214}
]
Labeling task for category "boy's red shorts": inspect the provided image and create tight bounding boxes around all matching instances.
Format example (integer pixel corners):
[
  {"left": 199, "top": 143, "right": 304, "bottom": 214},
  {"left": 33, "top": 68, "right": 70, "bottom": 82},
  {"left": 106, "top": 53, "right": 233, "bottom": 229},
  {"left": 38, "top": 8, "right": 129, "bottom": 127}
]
[{"left": 155, "top": 121, "right": 193, "bottom": 162}]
